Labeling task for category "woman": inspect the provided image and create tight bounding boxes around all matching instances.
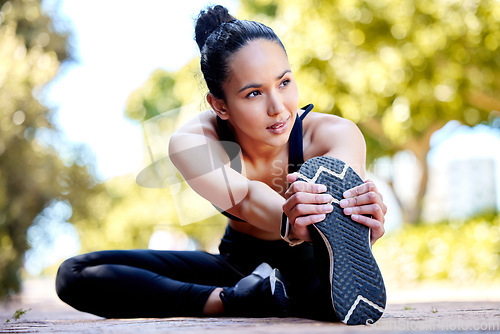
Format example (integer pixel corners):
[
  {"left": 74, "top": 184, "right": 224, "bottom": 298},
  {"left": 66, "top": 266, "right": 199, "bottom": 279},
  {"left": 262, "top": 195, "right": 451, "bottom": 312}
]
[{"left": 56, "top": 5, "right": 387, "bottom": 325}]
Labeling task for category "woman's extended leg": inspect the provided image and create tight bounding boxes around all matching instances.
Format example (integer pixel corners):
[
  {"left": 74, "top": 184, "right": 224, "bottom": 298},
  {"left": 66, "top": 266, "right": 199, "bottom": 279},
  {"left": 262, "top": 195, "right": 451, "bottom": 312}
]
[{"left": 55, "top": 249, "right": 242, "bottom": 318}]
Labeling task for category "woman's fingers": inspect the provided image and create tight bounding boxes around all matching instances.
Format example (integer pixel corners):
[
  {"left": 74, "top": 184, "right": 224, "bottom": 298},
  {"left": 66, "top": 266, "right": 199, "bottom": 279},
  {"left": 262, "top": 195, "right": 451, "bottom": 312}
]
[
  {"left": 282, "top": 179, "right": 333, "bottom": 231},
  {"left": 284, "top": 180, "right": 328, "bottom": 199},
  {"left": 343, "top": 204, "right": 385, "bottom": 224},
  {"left": 289, "top": 192, "right": 334, "bottom": 206},
  {"left": 339, "top": 194, "right": 385, "bottom": 222},
  {"left": 341, "top": 180, "right": 387, "bottom": 216},
  {"left": 284, "top": 176, "right": 387, "bottom": 245},
  {"left": 340, "top": 179, "right": 388, "bottom": 245},
  {"left": 340, "top": 191, "right": 381, "bottom": 207},
  {"left": 290, "top": 214, "right": 326, "bottom": 241},
  {"left": 283, "top": 200, "right": 333, "bottom": 226},
  {"left": 344, "top": 181, "right": 386, "bottom": 214},
  {"left": 286, "top": 172, "right": 299, "bottom": 183},
  {"left": 292, "top": 202, "right": 333, "bottom": 217},
  {"left": 351, "top": 214, "right": 385, "bottom": 245},
  {"left": 343, "top": 180, "right": 377, "bottom": 198}
]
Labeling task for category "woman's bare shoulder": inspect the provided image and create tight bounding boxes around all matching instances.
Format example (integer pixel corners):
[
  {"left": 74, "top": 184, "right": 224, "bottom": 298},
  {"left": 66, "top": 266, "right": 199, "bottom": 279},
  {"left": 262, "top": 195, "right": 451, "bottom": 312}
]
[
  {"left": 303, "top": 111, "right": 362, "bottom": 143},
  {"left": 168, "top": 110, "right": 221, "bottom": 158},
  {"left": 302, "top": 111, "right": 366, "bottom": 175},
  {"left": 173, "top": 109, "right": 219, "bottom": 139}
]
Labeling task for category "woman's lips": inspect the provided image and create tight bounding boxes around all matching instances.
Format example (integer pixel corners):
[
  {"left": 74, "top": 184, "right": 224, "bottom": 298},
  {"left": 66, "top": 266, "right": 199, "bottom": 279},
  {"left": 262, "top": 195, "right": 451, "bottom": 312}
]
[{"left": 267, "top": 117, "right": 289, "bottom": 134}]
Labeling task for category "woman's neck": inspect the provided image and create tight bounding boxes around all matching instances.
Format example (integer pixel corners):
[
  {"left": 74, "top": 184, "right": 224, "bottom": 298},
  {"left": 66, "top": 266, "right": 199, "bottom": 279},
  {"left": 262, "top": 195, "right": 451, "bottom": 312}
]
[
  {"left": 223, "top": 119, "right": 288, "bottom": 166},
  {"left": 240, "top": 141, "right": 288, "bottom": 167}
]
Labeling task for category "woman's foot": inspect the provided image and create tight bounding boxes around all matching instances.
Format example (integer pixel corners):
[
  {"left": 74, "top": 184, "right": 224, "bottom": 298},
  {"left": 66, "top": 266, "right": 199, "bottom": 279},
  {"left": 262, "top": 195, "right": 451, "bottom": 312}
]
[
  {"left": 219, "top": 263, "right": 289, "bottom": 317},
  {"left": 298, "top": 156, "right": 386, "bottom": 325}
]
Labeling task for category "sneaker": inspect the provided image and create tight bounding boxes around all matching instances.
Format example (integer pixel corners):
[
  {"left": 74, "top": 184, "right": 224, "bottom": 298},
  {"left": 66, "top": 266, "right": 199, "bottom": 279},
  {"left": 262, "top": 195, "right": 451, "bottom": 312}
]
[
  {"left": 220, "top": 263, "right": 289, "bottom": 317},
  {"left": 297, "top": 156, "right": 386, "bottom": 325}
]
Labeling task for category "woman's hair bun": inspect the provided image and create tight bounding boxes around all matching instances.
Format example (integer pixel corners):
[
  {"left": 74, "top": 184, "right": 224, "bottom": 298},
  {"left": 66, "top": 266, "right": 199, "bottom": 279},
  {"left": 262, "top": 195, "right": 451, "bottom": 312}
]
[{"left": 195, "top": 5, "right": 236, "bottom": 51}]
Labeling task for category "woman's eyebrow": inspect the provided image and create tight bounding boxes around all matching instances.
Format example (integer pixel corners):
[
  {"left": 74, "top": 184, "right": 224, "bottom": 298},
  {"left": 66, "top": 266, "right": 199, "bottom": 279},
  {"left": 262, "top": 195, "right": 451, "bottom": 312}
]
[
  {"left": 238, "top": 69, "right": 292, "bottom": 93},
  {"left": 277, "top": 69, "right": 292, "bottom": 79},
  {"left": 238, "top": 83, "right": 261, "bottom": 93}
]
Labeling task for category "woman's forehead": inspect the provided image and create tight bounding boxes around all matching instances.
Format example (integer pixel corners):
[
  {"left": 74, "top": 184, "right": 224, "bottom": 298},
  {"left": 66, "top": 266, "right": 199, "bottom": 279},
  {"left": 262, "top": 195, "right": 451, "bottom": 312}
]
[{"left": 226, "top": 39, "right": 290, "bottom": 86}]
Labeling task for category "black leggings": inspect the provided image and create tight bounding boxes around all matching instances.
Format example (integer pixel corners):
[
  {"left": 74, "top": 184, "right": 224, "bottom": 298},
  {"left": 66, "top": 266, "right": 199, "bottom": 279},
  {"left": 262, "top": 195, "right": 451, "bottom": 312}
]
[{"left": 56, "top": 226, "right": 332, "bottom": 320}]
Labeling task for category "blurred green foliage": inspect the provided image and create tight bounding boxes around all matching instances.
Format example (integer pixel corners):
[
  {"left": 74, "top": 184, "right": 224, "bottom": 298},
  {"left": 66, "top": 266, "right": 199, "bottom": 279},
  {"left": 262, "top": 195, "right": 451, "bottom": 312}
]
[
  {"left": 125, "top": 59, "right": 207, "bottom": 122},
  {"left": 73, "top": 175, "right": 227, "bottom": 255},
  {"left": 126, "top": 69, "right": 181, "bottom": 122},
  {"left": 374, "top": 213, "right": 500, "bottom": 288},
  {"left": 0, "top": 0, "right": 98, "bottom": 299}
]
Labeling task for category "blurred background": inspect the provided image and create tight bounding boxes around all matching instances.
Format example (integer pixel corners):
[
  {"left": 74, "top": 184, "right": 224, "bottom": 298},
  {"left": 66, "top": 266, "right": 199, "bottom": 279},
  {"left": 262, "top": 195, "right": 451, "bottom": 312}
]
[{"left": 0, "top": 0, "right": 499, "bottom": 302}]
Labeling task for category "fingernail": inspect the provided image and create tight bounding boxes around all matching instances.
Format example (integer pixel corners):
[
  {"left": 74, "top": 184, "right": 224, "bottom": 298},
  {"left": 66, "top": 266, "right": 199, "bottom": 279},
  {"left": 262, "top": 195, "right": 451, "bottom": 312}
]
[
  {"left": 318, "top": 185, "right": 327, "bottom": 192},
  {"left": 326, "top": 204, "right": 333, "bottom": 213},
  {"left": 339, "top": 199, "right": 348, "bottom": 207},
  {"left": 344, "top": 208, "right": 352, "bottom": 215},
  {"left": 319, "top": 214, "right": 326, "bottom": 221},
  {"left": 343, "top": 190, "right": 352, "bottom": 198},
  {"left": 323, "top": 194, "right": 333, "bottom": 202},
  {"left": 351, "top": 214, "right": 359, "bottom": 220}
]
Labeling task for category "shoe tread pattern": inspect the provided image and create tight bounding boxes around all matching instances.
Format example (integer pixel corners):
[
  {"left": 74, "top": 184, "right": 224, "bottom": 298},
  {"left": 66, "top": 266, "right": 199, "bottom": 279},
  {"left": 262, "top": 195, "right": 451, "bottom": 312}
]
[
  {"left": 297, "top": 156, "right": 386, "bottom": 325},
  {"left": 272, "top": 275, "right": 289, "bottom": 317}
]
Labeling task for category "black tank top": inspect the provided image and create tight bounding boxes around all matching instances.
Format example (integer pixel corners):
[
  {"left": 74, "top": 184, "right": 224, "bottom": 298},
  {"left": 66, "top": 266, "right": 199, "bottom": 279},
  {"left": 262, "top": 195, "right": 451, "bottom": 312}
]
[{"left": 215, "top": 104, "right": 314, "bottom": 222}]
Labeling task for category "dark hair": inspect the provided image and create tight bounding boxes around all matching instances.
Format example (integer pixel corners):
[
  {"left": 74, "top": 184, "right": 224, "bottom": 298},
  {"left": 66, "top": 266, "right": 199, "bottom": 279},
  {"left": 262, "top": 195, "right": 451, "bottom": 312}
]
[{"left": 195, "top": 5, "right": 286, "bottom": 100}]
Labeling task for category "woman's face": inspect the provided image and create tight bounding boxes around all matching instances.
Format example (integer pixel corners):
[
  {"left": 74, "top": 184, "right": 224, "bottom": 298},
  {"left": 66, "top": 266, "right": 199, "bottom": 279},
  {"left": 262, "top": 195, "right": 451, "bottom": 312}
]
[{"left": 221, "top": 39, "right": 299, "bottom": 149}]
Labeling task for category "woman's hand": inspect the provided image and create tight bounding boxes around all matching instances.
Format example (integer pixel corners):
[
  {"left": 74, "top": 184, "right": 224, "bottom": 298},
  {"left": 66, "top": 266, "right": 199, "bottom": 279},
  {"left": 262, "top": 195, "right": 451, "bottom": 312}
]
[
  {"left": 340, "top": 180, "right": 387, "bottom": 245},
  {"left": 283, "top": 173, "right": 387, "bottom": 245},
  {"left": 282, "top": 173, "right": 334, "bottom": 241}
]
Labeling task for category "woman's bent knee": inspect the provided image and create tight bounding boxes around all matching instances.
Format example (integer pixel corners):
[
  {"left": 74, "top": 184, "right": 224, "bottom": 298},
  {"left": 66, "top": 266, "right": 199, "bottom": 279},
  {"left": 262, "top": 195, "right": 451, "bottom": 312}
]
[{"left": 55, "top": 256, "right": 83, "bottom": 302}]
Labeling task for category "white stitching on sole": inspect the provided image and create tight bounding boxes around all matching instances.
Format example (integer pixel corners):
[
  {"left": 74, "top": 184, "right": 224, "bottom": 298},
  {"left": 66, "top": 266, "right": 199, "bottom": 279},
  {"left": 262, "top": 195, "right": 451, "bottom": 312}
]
[
  {"left": 342, "top": 295, "right": 385, "bottom": 324},
  {"left": 297, "top": 164, "right": 349, "bottom": 183},
  {"left": 297, "top": 164, "right": 349, "bottom": 204}
]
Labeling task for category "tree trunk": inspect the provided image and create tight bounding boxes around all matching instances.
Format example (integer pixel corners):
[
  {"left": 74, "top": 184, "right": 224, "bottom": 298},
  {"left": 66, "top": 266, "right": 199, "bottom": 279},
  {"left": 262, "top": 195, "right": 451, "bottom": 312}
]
[
  {"left": 360, "top": 119, "right": 446, "bottom": 224},
  {"left": 405, "top": 122, "right": 444, "bottom": 224},
  {"left": 409, "top": 146, "right": 429, "bottom": 224}
]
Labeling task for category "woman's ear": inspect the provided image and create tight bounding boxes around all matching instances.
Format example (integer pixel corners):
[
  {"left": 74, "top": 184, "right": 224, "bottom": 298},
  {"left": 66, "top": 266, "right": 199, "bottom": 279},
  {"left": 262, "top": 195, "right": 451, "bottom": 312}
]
[{"left": 207, "top": 93, "right": 229, "bottom": 120}]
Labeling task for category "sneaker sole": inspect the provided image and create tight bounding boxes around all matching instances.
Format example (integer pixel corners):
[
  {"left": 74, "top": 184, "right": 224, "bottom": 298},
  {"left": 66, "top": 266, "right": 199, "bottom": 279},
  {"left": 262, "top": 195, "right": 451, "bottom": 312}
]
[
  {"left": 297, "top": 156, "right": 386, "bottom": 325},
  {"left": 270, "top": 269, "right": 289, "bottom": 317}
]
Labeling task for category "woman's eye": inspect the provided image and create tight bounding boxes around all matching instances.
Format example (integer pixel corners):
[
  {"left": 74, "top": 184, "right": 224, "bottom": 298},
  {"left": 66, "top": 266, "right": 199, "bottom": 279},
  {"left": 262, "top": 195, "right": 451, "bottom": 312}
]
[
  {"left": 280, "top": 79, "right": 291, "bottom": 87},
  {"left": 246, "top": 91, "right": 261, "bottom": 98}
]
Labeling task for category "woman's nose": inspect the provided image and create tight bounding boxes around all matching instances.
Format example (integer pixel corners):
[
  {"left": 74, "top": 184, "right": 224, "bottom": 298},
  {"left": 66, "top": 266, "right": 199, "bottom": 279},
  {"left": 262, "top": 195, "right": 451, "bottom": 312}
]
[{"left": 267, "top": 93, "right": 285, "bottom": 116}]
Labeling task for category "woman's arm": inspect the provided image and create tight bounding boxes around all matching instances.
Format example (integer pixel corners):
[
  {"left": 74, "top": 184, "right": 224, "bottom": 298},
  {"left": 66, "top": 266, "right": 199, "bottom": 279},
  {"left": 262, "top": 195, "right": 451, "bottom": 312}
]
[{"left": 168, "top": 112, "right": 327, "bottom": 238}]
